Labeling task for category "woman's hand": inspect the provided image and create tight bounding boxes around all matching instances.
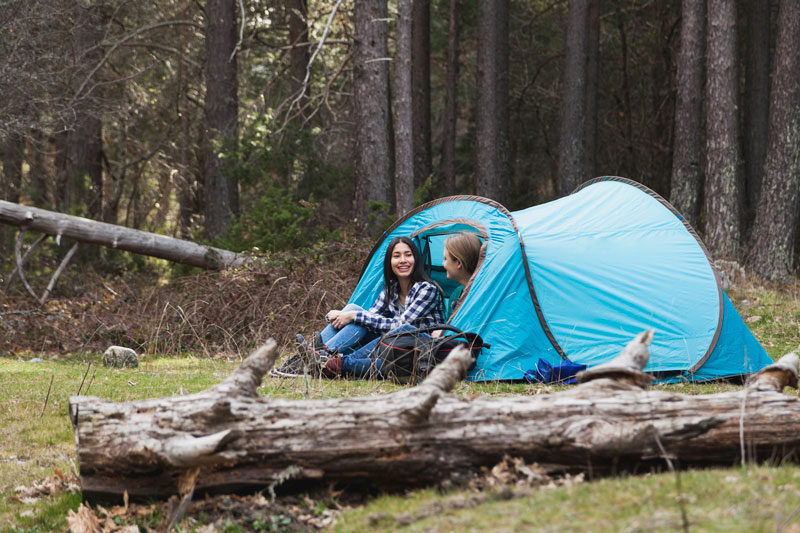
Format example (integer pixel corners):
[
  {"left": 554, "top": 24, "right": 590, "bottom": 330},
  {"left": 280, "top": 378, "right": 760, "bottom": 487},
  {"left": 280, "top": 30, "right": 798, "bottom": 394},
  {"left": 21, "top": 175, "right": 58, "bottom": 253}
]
[{"left": 328, "top": 310, "right": 356, "bottom": 329}]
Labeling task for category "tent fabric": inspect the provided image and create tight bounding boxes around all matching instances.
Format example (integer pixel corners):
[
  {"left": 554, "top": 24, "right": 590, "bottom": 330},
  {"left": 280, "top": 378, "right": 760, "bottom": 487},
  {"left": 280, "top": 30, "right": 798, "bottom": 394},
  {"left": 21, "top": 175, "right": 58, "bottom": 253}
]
[{"left": 348, "top": 177, "right": 773, "bottom": 382}]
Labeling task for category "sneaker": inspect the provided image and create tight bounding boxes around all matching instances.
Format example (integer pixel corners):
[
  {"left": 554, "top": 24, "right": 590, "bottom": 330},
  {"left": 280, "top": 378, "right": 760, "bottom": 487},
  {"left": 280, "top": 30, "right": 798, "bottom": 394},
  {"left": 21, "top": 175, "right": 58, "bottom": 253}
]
[
  {"left": 322, "top": 355, "right": 342, "bottom": 378},
  {"left": 312, "top": 331, "right": 325, "bottom": 351},
  {"left": 270, "top": 353, "right": 305, "bottom": 378}
]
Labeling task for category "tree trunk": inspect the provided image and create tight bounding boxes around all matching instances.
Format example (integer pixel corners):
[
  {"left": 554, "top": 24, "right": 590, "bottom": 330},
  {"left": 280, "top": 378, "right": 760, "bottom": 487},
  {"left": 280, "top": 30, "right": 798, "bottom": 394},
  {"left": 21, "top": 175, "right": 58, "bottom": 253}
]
[
  {"left": 743, "top": 0, "right": 771, "bottom": 227},
  {"left": 177, "top": 14, "right": 196, "bottom": 240},
  {"left": 289, "top": 0, "right": 310, "bottom": 110},
  {"left": 557, "top": 0, "right": 590, "bottom": 196},
  {"left": 614, "top": 6, "right": 636, "bottom": 179},
  {"left": 2, "top": 131, "right": 24, "bottom": 203},
  {"left": 475, "top": 0, "right": 510, "bottom": 205},
  {"left": 394, "top": 0, "right": 414, "bottom": 216},
  {"left": 69, "top": 341, "right": 800, "bottom": 502},
  {"left": 353, "top": 0, "right": 393, "bottom": 228},
  {"left": 746, "top": 0, "right": 800, "bottom": 283},
  {"left": 55, "top": 4, "right": 105, "bottom": 219},
  {"left": 703, "top": 0, "right": 742, "bottom": 259},
  {"left": 1, "top": 131, "right": 25, "bottom": 259},
  {"left": 204, "top": 0, "right": 240, "bottom": 241},
  {"left": 583, "top": 0, "right": 600, "bottom": 181},
  {"left": 411, "top": 0, "right": 432, "bottom": 191},
  {"left": 0, "top": 200, "right": 248, "bottom": 269},
  {"left": 670, "top": 0, "right": 705, "bottom": 228},
  {"left": 440, "top": 0, "right": 459, "bottom": 196}
]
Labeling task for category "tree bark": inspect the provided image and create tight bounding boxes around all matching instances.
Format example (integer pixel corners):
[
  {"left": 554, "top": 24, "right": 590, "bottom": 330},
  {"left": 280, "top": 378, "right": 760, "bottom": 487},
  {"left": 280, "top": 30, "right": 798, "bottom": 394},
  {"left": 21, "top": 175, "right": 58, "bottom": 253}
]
[
  {"left": 583, "top": 0, "right": 600, "bottom": 181},
  {"left": 557, "top": 0, "right": 590, "bottom": 196},
  {"left": 0, "top": 200, "right": 248, "bottom": 269},
  {"left": 411, "top": 0, "right": 432, "bottom": 191},
  {"left": 2, "top": 131, "right": 24, "bottom": 203},
  {"left": 1, "top": 131, "right": 25, "bottom": 259},
  {"left": 746, "top": 0, "right": 800, "bottom": 283},
  {"left": 54, "top": 4, "right": 105, "bottom": 218},
  {"left": 353, "top": 0, "right": 393, "bottom": 228},
  {"left": 289, "top": 0, "right": 310, "bottom": 112},
  {"left": 670, "top": 0, "right": 705, "bottom": 228},
  {"left": 440, "top": 0, "right": 459, "bottom": 196},
  {"left": 475, "top": 0, "right": 510, "bottom": 205},
  {"left": 69, "top": 339, "right": 800, "bottom": 502},
  {"left": 703, "top": 0, "right": 742, "bottom": 259},
  {"left": 743, "top": 0, "right": 771, "bottom": 226},
  {"left": 204, "top": 0, "right": 240, "bottom": 241},
  {"left": 394, "top": 0, "right": 414, "bottom": 216}
]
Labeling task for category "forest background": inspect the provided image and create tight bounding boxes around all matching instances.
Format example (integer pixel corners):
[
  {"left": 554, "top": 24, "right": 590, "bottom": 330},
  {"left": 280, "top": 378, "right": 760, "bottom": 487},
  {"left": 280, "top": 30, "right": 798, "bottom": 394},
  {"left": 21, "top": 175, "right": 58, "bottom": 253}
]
[{"left": 1, "top": 0, "right": 800, "bottom": 347}]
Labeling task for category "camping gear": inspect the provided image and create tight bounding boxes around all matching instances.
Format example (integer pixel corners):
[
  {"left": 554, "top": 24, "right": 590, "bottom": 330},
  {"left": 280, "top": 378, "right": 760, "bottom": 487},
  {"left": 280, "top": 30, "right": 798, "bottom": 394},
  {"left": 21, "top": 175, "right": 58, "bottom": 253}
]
[
  {"left": 374, "top": 325, "right": 489, "bottom": 383},
  {"left": 524, "top": 359, "right": 587, "bottom": 385},
  {"left": 349, "top": 176, "right": 774, "bottom": 382}
]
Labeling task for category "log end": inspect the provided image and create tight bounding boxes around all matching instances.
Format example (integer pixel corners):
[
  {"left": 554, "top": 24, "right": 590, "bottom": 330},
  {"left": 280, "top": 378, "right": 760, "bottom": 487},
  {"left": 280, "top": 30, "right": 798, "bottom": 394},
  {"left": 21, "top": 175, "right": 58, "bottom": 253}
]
[
  {"left": 575, "top": 330, "right": 655, "bottom": 388},
  {"left": 218, "top": 340, "right": 279, "bottom": 396}
]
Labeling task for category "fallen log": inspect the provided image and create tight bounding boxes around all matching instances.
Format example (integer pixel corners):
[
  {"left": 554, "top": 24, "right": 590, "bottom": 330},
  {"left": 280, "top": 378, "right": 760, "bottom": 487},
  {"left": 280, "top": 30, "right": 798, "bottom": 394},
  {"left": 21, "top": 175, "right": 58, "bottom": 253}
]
[
  {"left": 0, "top": 200, "right": 248, "bottom": 269},
  {"left": 69, "top": 333, "right": 800, "bottom": 502}
]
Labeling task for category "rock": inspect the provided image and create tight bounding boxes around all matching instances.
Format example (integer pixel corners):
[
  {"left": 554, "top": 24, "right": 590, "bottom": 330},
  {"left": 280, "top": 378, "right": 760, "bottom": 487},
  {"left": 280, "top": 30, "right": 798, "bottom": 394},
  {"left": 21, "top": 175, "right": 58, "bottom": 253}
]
[
  {"left": 102, "top": 346, "right": 139, "bottom": 368},
  {"left": 28, "top": 358, "right": 44, "bottom": 364}
]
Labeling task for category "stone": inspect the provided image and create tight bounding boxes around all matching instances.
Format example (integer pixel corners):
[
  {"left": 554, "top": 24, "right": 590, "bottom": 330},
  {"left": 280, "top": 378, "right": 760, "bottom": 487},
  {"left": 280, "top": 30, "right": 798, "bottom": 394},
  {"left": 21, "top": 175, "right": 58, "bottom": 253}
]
[{"left": 102, "top": 346, "right": 139, "bottom": 368}]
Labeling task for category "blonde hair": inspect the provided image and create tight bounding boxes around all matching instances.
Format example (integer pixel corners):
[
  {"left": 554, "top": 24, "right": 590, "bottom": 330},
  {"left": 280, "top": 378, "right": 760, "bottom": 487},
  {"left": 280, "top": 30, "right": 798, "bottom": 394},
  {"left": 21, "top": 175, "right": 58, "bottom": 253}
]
[{"left": 444, "top": 233, "right": 482, "bottom": 275}]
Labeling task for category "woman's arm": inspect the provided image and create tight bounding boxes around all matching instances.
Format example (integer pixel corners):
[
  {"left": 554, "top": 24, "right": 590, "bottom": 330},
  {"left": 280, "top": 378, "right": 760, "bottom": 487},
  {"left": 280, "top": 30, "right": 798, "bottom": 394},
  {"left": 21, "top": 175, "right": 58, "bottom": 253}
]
[{"left": 352, "top": 282, "right": 444, "bottom": 333}]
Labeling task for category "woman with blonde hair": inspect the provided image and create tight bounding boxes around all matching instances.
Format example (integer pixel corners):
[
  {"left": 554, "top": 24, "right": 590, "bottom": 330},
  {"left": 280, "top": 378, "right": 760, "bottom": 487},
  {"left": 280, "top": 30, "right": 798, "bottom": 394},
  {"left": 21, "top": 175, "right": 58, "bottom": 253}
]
[{"left": 440, "top": 232, "right": 483, "bottom": 317}]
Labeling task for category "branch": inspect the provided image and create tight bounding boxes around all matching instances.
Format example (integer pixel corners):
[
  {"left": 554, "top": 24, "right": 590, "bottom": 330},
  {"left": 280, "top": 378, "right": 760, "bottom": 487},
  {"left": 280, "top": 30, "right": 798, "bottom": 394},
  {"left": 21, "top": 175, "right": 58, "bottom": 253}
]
[
  {"left": 39, "top": 241, "right": 79, "bottom": 305},
  {"left": 14, "top": 230, "right": 40, "bottom": 303},
  {"left": 71, "top": 20, "right": 203, "bottom": 104}
]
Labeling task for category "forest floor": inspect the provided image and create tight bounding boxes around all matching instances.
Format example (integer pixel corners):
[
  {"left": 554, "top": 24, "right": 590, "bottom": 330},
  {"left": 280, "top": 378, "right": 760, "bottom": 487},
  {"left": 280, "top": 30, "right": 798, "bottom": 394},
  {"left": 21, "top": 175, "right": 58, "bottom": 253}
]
[{"left": 2, "top": 251, "right": 800, "bottom": 531}]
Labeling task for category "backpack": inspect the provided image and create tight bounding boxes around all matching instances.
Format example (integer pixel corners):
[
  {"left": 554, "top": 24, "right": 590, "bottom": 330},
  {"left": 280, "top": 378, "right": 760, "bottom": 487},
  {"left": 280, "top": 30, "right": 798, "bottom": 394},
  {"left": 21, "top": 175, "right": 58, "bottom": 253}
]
[{"left": 373, "top": 325, "right": 490, "bottom": 384}]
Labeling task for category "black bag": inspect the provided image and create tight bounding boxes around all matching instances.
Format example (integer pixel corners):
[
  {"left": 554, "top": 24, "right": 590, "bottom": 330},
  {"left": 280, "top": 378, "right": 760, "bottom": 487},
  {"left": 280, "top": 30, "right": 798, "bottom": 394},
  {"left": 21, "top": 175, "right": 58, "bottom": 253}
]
[{"left": 373, "top": 325, "right": 490, "bottom": 383}]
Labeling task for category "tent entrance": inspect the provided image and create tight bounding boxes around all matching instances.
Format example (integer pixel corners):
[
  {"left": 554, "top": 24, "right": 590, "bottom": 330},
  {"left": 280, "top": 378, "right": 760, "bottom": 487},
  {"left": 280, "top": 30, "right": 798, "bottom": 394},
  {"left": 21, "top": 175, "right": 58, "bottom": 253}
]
[{"left": 412, "top": 220, "right": 487, "bottom": 314}]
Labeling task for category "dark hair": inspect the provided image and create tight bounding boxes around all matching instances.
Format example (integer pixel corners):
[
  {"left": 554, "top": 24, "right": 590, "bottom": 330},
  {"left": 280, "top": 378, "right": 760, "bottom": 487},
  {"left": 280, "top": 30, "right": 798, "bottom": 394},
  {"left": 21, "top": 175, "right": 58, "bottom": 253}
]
[{"left": 383, "top": 236, "right": 431, "bottom": 302}]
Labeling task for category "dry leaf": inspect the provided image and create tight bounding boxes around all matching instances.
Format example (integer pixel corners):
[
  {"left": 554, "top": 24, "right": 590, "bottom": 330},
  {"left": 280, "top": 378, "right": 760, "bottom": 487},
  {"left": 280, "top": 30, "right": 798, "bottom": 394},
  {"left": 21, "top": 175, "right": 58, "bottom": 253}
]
[{"left": 67, "top": 503, "right": 101, "bottom": 533}]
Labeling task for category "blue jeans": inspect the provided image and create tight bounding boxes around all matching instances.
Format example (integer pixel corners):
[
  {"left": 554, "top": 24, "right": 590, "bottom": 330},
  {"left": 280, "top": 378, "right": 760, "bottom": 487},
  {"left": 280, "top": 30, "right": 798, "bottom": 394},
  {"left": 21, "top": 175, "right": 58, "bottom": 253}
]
[
  {"left": 342, "top": 323, "right": 431, "bottom": 379},
  {"left": 320, "top": 304, "right": 376, "bottom": 354}
]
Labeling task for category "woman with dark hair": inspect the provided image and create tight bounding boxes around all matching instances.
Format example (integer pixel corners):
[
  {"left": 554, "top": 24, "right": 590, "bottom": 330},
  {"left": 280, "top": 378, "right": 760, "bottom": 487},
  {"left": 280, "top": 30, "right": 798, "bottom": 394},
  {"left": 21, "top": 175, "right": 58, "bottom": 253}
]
[
  {"left": 337, "top": 232, "right": 481, "bottom": 378},
  {"left": 273, "top": 236, "right": 445, "bottom": 377}
]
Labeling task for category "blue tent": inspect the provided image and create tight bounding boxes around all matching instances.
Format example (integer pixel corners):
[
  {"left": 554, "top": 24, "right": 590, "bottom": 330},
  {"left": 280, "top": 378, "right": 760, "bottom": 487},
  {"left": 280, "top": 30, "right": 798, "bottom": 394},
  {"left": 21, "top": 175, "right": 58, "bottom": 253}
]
[{"left": 349, "top": 177, "right": 773, "bottom": 382}]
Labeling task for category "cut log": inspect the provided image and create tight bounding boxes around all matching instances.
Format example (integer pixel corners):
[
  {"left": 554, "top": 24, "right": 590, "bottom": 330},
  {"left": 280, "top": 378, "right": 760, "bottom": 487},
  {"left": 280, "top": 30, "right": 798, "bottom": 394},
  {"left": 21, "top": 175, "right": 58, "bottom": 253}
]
[
  {"left": 0, "top": 200, "right": 248, "bottom": 269},
  {"left": 69, "top": 336, "right": 799, "bottom": 502}
]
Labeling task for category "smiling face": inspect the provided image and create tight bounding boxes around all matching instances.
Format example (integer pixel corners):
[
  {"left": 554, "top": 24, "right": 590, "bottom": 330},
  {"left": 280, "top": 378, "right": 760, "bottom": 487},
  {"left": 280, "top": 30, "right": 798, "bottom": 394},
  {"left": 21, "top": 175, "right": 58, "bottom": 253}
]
[
  {"left": 442, "top": 248, "right": 461, "bottom": 281},
  {"left": 390, "top": 241, "right": 415, "bottom": 281}
]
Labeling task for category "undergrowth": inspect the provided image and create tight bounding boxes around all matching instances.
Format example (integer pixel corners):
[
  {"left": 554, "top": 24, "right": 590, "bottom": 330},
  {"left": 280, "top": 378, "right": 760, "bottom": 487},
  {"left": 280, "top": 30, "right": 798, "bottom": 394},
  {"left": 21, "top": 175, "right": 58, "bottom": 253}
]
[{"left": 0, "top": 238, "right": 371, "bottom": 359}]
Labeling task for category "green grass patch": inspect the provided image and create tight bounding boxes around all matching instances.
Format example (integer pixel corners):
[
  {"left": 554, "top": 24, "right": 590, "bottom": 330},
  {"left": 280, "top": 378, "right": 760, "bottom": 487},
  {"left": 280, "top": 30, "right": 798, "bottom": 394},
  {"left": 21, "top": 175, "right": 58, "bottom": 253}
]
[{"left": 335, "top": 466, "right": 800, "bottom": 532}]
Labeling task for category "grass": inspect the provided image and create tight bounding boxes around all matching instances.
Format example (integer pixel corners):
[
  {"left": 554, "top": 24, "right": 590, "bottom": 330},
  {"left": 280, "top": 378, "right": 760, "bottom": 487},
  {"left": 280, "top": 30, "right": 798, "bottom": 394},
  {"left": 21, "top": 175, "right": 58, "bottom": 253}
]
[{"left": 2, "top": 280, "right": 800, "bottom": 531}]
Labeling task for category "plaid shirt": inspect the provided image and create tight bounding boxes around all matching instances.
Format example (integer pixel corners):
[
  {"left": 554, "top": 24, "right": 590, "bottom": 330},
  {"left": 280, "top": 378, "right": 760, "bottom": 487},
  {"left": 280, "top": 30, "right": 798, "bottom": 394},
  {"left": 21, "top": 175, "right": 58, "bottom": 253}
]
[{"left": 354, "top": 280, "right": 445, "bottom": 333}]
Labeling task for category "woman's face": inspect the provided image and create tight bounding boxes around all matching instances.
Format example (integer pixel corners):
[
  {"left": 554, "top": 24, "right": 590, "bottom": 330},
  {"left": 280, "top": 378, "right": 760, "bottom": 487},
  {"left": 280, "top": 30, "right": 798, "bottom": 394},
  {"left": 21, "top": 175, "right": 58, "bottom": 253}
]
[
  {"left": 442, "top": 248, "right": 461, "bottom": 280},
  {"left": 391, "top": 242, "right": 415, "bottom": 280}
]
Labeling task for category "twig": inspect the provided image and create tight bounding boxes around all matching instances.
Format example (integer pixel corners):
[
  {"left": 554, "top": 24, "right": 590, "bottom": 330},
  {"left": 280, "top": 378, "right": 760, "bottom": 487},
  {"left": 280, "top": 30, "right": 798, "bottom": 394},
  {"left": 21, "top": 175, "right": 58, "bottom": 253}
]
[
  {"left": 84, "top": 368, "right": 97, "bottom": 396},
  {"left": 39, "top": 242, "right": 79, "bottom": 305},
  {"left": 77, "top": 362, "right": 92, "bottom": 395},
  {"left": 229, "top": 0, "right": 245, "bottom": 62},
  {"left": 14, "top": 230, "right": 40, "bottom": 303},
  {"left": 166, "top": 467, "right": 200, "bottom": 531},
  {"left": 281, "top": 0, "right": 344, "bottom": 129},
  {"left": 5, "top": 233, "right": 47, "bottom": 290},
  {"left": 40, "top": 374, "right": 54, "bottom": 418},
  {"left": 651, "top": 428, "right": 690, "bottom": 533}
]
